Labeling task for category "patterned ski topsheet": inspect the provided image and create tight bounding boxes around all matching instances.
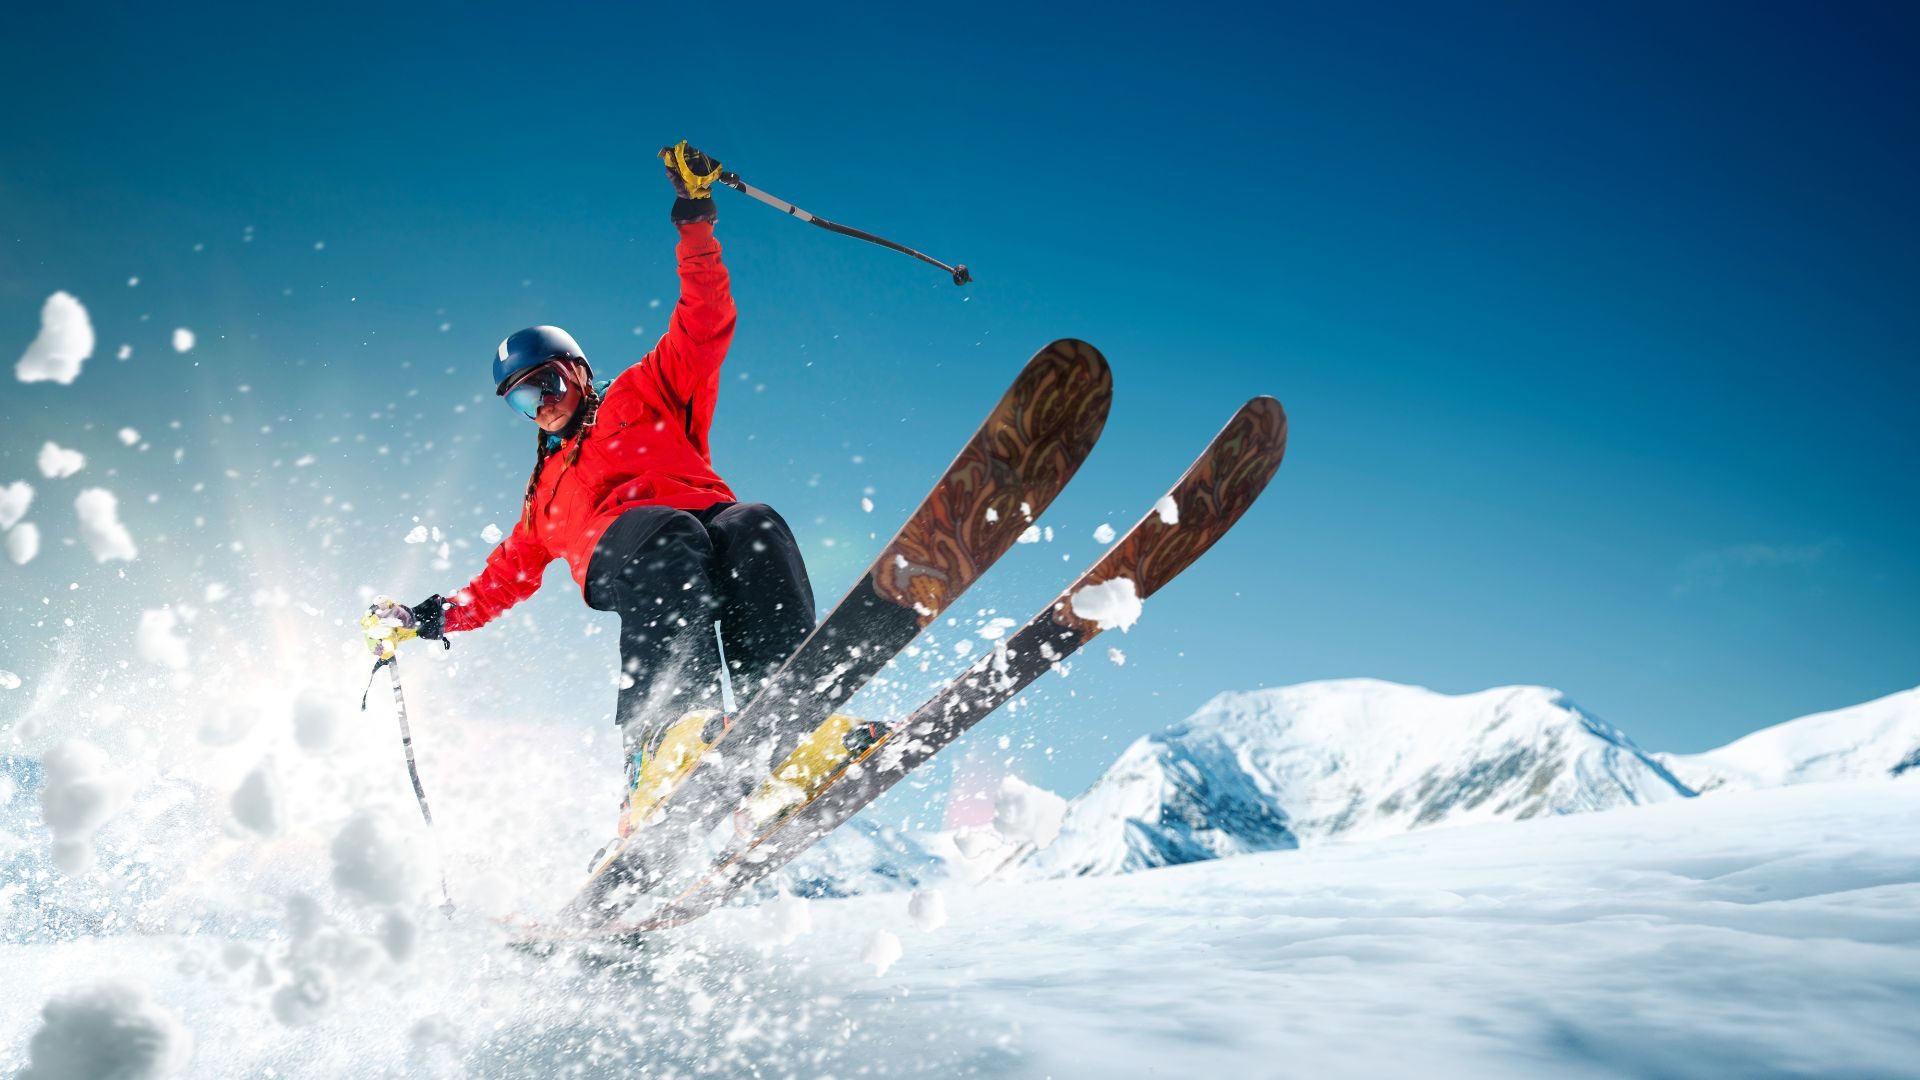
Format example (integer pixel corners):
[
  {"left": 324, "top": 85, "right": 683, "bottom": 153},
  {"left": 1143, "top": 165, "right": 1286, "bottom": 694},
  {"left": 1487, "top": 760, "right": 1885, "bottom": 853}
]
[
  {"left": 533, "top": 395, "right": 1288, "bottom": 942},
  {"left": 563, "top": 339, "right": 1113, "bottom": 922}
]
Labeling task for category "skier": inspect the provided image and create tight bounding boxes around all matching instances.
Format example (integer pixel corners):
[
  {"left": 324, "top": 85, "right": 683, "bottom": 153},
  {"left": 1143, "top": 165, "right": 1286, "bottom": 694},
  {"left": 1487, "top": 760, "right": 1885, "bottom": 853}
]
[{"left": 373, "top": 141, "right": 817, "bottom": 827}]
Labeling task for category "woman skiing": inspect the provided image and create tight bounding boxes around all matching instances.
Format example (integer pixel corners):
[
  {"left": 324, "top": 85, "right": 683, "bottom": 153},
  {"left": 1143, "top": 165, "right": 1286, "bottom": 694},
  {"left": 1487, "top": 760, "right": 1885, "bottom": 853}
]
[{"left": 374, "top": 141, "right": 816, "bottom": 821}]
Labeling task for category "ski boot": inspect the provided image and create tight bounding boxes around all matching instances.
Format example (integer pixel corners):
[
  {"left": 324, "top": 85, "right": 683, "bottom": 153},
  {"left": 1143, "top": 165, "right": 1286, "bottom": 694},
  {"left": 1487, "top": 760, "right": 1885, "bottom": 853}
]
[{"left": 737, "top": 714, "right": 894, "bottom": 836}]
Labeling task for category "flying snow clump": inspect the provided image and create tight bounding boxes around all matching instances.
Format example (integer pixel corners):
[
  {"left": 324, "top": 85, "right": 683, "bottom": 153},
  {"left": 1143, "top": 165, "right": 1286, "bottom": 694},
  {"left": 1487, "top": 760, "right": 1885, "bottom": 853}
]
[
  {"left": 0, "top": 670, "right": 21, "bottom": 690},
  {"left": 1153, "top": 494, "right": 1180, "bottom": 525},
  {"left": 38, "top": 441, "right": 86, "bottom": 479},
  {"left": 0, "top": 480, "right": 31, "bottom": 529},
  {"left": 14, "top": 291, "right": 95, "bottom": 385},
  {"left": 759, "top": 890, "right": 812, "bottom": 945},
  {"left": 230, "top": 762, "right": 281, "bottom": 835},
  {"left": 909, "top": 889, "right": 948, "bottom": 931},
  {"left": 863, "top": 928, "right": 903, "bottom": 976},
  {"left": 1070, "top": 576, "right": 1142, "bottom": 632},
  {"left": 331, "top": 811, "right": 415, "bottom": 905},
  {"left": 118, "top": 427, "right": 140, "bottom": 446},
  {"left": 39, "top": 738, "right": 125, "bottom": 874},
  {"left": 403, "top": 525, "right": 429, "bottom": 544},
  {"left": 994, "top": 775, "right": 1067, "bottom": 850},
  {"left": 135, "top": 608, "right": 190, "bottom": 670},
  {"left": 7, "top": 523, "right": 40, "bottom": 564},
  {"left": 171, "top": 328, "right": 195, "bottom": 353},
  {"left": 75, "top": 488, "right": 138, "bottom": 561},
  {"left": 1093, "top": 522, "right": 1117, "bottom": 544},
  {"left": 480, "top": 522, "right": 503, "bottom": 544},
  {"left": 293, "top": 688, "right": 342, "bottom": 752},
  {"left": 18, "top": 981, "right": 191, "bottom": 1080}
]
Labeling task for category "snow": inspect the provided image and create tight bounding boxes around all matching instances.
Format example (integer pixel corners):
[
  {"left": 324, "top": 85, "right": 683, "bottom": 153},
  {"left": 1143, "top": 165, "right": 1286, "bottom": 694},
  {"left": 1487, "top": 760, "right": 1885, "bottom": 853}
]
[
  {"left": 3, "top": 779, "right": 1908, "bottom": 1077},
  {"left": 5, "top": 523, "right": 38, "bottom": 565},
  {"left": 17, "top": 981, "right": 190, "bottom": 1079},
  {"left": 229, "top": 763, "right": 280, "bottom": 835},
  {"left": 0, "top": 671, "right": 21, "bottom": 691},
  {"left": 403, "top": 525, "right": 429, "bottom": 544},
  {"left": 1658, "top": 684, "right": 1920, "bottom": 792},
  {"left": 1092, "top": 522, "right": 1116, "bottom": 544},
  {"left": 480, "top": 522, "right": 504, "bottom": 544},
  {"left": 292, "top": 689, "right": 342, "bottom": 752},
  {"left": 1152, "top": 494, "right": 1179, "bottom": 525},
  {"left": 169, "top": 328, "right": 194, "bottom": 353},
  {"left": 907, "top": 889, "right": 947, "bottom": 931},
  {"left": 134, "top": 609, "right": 189, "bottom": 670},
  {"left": 862, "top": 928, "right": 903, "bottom": 976},
  {"left": 14, "top": 292, "right": 94, "bottom": 385},
  {"left": 117, "top": 427, "right": 140, "bottom": 446},
  {"left": 36, "top": 442, "right": 85, "bottom": 479},
  {"left": 74, "top": 488, "right": 137, "bottom": 562},
  {"left": 37, "top": 740, "right": 123, "bottom": 875},
  {"left": 1069, "top": 576, "right": 1142, "bottom": 632},
  {"left": 993, "top": 774, "right": 1066, "bottom": 849},
  {"left": 1028, "top": 679, "right": 1690, "bottom": 879},
  {"left": 0, "top": 481, "right": 30, "bottom": 529},
  {"left": 329, "top": 812, "right": 416, "bottom": 906}
]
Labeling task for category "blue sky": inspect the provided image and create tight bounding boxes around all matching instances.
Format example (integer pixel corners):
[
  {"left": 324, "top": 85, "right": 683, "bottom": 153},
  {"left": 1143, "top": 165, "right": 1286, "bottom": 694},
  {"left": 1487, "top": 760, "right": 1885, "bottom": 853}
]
[{"left": 2, "top": 2, "right": 1916, "bottom": 813}]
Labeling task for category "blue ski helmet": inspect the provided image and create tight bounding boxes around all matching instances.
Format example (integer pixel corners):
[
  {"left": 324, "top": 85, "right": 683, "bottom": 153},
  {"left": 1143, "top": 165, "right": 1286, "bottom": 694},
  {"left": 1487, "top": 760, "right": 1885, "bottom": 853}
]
[{"left": 494, "top": 325, "right": 590, "bottom": 394}]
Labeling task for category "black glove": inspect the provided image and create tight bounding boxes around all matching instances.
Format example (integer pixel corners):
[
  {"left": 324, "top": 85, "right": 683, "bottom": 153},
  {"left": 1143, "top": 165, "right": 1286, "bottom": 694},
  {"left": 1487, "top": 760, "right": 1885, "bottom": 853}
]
[
  {"left": 661, "top": 140, "right": 721, "bottom": 224},
  {"left": 411, "top": 595, "right": 448, "bottom": 641}
]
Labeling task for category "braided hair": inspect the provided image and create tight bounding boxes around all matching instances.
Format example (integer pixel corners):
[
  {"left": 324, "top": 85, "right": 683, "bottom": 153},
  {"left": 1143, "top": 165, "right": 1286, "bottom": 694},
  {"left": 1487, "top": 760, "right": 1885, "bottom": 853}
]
[{"left": 516, "top": 361, "right": 603, "bottom": 530}]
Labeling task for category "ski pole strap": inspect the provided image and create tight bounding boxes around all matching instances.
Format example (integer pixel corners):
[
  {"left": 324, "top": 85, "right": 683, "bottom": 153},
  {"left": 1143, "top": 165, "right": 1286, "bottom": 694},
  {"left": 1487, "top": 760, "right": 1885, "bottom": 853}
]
[{"left": 360, "top": 655, "right": 393, "bottom": 711}]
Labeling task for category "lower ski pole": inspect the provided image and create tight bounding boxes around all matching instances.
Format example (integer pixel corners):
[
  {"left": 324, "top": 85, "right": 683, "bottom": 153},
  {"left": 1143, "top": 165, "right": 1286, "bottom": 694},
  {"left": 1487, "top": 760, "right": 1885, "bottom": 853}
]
[
  {"left": 716, "top": 170, "right": 972, "bottom": 286},
  {"left": 362, "top": 655, "right": 457, "bottom": 919}
]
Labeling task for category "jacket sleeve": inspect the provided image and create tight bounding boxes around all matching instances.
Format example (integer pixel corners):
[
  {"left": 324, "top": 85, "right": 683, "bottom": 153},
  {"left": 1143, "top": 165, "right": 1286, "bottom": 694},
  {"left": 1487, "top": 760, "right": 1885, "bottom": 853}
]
[
  {"left": 648, "top": 220, "right": 736, "bottom": 407},
  {"left": 443, "top": 516, "right": 554, "bottom": 633}
]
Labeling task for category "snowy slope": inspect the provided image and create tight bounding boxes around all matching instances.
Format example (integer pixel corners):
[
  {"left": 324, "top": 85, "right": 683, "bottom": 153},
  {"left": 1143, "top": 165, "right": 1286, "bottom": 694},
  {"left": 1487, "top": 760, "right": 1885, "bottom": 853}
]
[
  {"left": 1023, "top": 678, "right": 1691, "bottom": 878},
  {"left": 1656, "top": 685, "right": 1920, "bottom": 793},
  {"left": 6, "top": 777, "right": 1916, "bottom": 1078}
]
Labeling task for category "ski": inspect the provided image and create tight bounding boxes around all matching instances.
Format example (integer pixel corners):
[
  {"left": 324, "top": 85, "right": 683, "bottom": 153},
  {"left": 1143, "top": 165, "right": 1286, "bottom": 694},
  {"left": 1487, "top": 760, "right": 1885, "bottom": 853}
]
[
  {"left": 562, "top": 339, "right": 1113, "bottom": 923},
  {"left": 526, "top": 395, "right": 1287, "bottom": 945}
]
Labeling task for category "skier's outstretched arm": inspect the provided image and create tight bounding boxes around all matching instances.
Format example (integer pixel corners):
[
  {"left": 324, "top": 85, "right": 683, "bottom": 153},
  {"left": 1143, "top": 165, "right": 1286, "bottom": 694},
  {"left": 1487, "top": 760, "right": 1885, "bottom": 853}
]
[
  {"left": 646, "top": 141, "right": 736, "bottom": 407},
  {"left": 432, "top": 517, "right": 555, "bottom": 635}
]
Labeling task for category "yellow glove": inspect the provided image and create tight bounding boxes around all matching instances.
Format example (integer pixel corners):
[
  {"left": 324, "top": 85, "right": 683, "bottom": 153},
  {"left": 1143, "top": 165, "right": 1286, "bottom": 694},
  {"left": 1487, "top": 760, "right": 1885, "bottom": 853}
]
[
  {"left": 361, "top": 596, "right": 420, "bottom": 660},
  {"left": 661, "top": 141, "right": 723, "bottom": 200}
]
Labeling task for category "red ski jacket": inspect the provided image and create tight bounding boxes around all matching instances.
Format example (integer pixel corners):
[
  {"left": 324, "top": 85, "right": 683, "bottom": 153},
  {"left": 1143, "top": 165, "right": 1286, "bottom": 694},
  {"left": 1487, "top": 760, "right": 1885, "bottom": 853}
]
[{"left": 443, "top": 220, "right": 737, "bottom": 634}]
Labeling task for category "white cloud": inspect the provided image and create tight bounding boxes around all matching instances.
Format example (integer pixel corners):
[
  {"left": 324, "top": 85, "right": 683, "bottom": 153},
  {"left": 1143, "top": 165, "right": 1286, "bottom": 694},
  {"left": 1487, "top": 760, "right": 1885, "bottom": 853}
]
[
  {"left": 0, "top": 480, "right": 31, "bottom": 529},
  {"left": 136, "top": 608, "right": 189, "bottom": 670},
  {"left": 19, "top": 981, "right": 191, "bottom": 1080},
  {"left": 7, "top": 523, "right": 40, "bottom": 565},
  {"left": 37, "top": 442, "right": 85, "bottom": 479},
  {"left": 1677, "top": 540, "right": 1839, "bottom": 594},
  {"left": 15, "top": 291, "right": 95, "bottom": 384},
  {"left": 75, "top": 489, "right": 138, "bottom": 562}
]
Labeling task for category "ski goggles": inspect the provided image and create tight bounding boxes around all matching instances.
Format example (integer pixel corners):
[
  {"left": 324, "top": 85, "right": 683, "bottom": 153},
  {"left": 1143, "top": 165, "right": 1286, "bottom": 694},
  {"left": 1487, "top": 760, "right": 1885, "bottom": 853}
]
[{"left": 502, "top": 363, "right": 573, "bottom": 420}]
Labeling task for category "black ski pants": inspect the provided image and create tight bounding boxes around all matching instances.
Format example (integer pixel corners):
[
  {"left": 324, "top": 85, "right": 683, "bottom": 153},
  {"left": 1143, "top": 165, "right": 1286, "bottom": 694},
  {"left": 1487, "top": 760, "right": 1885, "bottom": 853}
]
[{"left": 585, "top": 502, "right": 815, "bottom": 764}]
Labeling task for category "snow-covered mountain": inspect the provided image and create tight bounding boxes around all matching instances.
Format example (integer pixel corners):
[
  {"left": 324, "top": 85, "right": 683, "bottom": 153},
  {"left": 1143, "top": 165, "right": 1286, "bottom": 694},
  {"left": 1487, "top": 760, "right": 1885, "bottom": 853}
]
[
  {"left": 1021, "top": 679, "right": 1693, "bottom": 879},
  {"left": 1656, "top": 685, "right": 1920, "bottom": 793}
]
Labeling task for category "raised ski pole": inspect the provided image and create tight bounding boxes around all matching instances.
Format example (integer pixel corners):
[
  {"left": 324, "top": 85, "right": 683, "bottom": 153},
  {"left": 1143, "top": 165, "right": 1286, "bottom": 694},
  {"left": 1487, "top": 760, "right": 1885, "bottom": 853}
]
[
  {"left": 361, "top": 651, "right": 457, "bottom": 919},
  {"left": 716, "top": 170, "right": 973, "bottom": 286}
]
